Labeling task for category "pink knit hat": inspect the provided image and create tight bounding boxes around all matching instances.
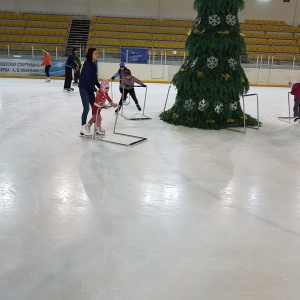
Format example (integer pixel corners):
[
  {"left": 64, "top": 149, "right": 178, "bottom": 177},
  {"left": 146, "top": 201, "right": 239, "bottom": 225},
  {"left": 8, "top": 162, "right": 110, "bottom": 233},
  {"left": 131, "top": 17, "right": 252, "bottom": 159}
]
[{"left": 101, "top": 79, "right": 110, "bottom": 91}]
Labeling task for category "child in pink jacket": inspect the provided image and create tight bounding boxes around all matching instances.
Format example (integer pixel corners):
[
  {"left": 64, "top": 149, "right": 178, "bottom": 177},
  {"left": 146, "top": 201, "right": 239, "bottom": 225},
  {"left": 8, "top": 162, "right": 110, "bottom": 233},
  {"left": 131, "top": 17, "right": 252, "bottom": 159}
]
[
  {"left": 290, "top": 82, "right": 300, "bottom": 122},
  {"left": 87, "top": 80, "right": 118, "bottom": 135}
]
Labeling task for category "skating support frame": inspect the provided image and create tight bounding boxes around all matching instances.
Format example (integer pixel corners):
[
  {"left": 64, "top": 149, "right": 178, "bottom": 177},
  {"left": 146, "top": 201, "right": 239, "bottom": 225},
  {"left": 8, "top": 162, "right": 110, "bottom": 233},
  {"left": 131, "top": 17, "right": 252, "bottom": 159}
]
[
  {"left": 111, "top": 81, "right": 130, "bottom": 106},
  {"left": 228, "top": 93, "right": 260, "bottom": 133},
  {"left": 92, "top": 106, "right": 147, "bottom": 147},
  {"left": 277, "top": 92, "right": 293, "bottom": 123},
  {"left": 120, "top": 86, "right": 151, "bottom": 120},
  {"left": 163, "top": 84, "right": 172, "bottom": 113}
]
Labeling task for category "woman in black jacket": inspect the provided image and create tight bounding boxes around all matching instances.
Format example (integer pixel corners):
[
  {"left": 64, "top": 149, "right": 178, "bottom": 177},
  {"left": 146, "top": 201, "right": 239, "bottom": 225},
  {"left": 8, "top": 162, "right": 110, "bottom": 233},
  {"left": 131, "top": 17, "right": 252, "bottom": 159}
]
[{"left": 78, "top": 48, "right": 101, "bottom": 137}]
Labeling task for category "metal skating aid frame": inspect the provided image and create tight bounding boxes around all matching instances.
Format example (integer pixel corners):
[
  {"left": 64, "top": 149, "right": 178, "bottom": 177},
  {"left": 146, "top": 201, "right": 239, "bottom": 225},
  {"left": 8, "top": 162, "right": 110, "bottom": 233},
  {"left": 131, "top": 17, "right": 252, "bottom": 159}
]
[
  {"left": 228, "top": 93, "right": 260, "bottom": 133},
  {"left": 110, "top": 81, "right": 130, "bottom": 106},
  {"left": 163, "top": 84, "right": 172, "bottom": 113},
  {"left": 277, "top": 92, "right": 293, "bottom": 123},
  {"left": 92, "top": 106, "right": 147, "bottom": 147},
  {"left": 120, "top": 86, "right": 151, "bottom": 120}
]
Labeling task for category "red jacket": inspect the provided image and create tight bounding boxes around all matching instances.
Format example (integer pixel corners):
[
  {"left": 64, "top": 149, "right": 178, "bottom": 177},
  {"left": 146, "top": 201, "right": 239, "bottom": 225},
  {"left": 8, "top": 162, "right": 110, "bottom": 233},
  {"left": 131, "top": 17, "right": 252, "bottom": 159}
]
[
  {"left": 41, "top": 53, "right": 52, "bottom": 66},
  {"left": 92, "top": 90, "right": 113, "bottom": 114},
  {"left": 291, "top": 83, "right": 300, "bottom": 100}
]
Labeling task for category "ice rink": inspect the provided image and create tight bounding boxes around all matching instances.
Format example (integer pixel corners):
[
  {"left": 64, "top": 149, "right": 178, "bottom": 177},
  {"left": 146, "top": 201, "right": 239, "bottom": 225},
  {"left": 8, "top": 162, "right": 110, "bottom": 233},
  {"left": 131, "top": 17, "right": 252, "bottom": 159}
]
[{"left": 1, "top": 77, "right": 300, "bottom": 300}]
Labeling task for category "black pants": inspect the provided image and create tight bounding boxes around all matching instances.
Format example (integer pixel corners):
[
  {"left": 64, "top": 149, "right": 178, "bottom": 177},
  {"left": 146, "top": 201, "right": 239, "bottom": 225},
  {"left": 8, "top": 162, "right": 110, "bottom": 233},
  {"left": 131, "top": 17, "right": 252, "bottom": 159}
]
[
  {"left": 294, "top": 98, "right": 300, "bottom": 118},
  {"left": 45, "top": 65, "right": 51, "bottom": 77},
  {"left": 79, "top": 87, "right": 95, "bottom": 125},
  {"left": 119, "top": 87, "right": 127, "bottom": 102},
  {"left": 64, "top": 66, "right": 72, "bottom": 88},
  {"left": 119, "top": 88, "right": 138, "bottom": 107},
  {"left": 74, "top": 69, "right": 80, "bottom": 83}
]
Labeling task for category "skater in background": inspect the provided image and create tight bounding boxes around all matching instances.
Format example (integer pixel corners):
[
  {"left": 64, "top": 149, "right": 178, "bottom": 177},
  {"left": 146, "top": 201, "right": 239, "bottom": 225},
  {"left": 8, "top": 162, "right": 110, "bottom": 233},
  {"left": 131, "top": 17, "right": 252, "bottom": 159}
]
[
  {"left": 87, "top": 80, "right": 118, "bottom": 135},
  {"left": 116, "top": 69, "right": 146, "bottom": 113},
  {"left": 64, "top": 48, "right": 78, "bottom": 92},
  {"left": 290, "top": 81, "right": 300, "bottom": 122},
  {"left": 73, "top": 51, "right": 82, "bottom": 86},
  {"left": 41, "top": 49, "right": 52, "bottom": 82},
  {"left": 78, "top": 47, "right": 101, "bottom": 137},
  {"left": 111, "top": 62, "right": 128, "bottom": 102}
]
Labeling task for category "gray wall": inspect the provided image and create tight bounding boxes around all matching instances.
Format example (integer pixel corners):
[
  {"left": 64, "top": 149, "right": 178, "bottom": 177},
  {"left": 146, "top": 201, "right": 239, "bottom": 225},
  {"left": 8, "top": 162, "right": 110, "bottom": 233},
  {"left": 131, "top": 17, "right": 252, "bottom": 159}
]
[{"left": 1, "top": 0, "right": 300, "bottom": 26}]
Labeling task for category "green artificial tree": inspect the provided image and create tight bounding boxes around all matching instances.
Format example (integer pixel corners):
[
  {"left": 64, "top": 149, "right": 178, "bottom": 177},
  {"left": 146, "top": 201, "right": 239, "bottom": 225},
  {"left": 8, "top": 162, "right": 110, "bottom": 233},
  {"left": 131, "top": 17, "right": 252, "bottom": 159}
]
[{"left": 160, "top": 0, "right": 258, "bottom": 129}]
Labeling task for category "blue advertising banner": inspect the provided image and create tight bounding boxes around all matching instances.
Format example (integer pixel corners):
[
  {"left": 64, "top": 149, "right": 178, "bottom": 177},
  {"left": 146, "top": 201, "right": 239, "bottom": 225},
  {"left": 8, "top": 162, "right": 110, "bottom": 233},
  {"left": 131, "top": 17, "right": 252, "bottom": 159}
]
[
  {"left": 0, "top": 59, "right": 66, "bottom": 77},
  {"left": 121, "top": 48, "right": 148, "bottom": 64}
]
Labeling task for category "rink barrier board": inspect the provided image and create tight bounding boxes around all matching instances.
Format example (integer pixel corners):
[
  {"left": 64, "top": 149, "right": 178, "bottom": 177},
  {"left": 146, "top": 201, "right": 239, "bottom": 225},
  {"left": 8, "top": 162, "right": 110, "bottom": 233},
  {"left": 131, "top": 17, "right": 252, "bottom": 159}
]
[{"left": 0, "top": 75, "right": 292, "bottom": 88}]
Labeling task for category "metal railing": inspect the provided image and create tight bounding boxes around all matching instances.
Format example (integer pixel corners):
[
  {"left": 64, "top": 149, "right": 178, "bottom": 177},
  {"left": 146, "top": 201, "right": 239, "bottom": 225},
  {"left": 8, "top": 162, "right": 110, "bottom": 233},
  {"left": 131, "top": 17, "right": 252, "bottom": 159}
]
[{"left": 1, "top": 43, "right": 300, "bottom": 70}]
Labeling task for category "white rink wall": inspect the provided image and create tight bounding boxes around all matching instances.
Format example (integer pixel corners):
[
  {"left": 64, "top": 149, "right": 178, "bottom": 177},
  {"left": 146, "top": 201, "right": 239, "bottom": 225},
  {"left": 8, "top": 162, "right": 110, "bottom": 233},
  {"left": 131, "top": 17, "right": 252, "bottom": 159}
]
[{"left": 98, "top": 62, "right": 298, "bottom": 86}]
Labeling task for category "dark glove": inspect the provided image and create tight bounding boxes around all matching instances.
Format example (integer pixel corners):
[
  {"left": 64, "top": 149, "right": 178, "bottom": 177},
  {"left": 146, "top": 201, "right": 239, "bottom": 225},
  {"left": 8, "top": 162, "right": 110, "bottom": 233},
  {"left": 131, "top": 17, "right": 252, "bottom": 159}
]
[
  {"left": 143, "top": 84, "right": 147, "bottom": 87},
  {"left": 111, "top": 76, "right": 115, "bottom": 80}
]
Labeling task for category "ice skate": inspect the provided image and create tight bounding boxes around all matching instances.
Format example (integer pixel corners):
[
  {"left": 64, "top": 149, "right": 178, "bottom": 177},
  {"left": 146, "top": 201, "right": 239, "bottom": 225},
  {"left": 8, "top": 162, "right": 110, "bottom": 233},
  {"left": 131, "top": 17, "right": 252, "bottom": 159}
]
[
  {"left": 136, "top": 103, "right": 141, "bottom": 111},
  {"left": 63, "top": 88, "right": 71, "bottom": 92},
  {"left": 95, "top": 127, "right": 105, "bottom": 135},
  {"left": 115, "top": 106, "right": 121, "bottom": 114},
  {"left": 72, "top": 82, "right": 78, "bottom": 86},
  {"left": 80, "top": 125, "right": 92, "bottom": 137},
  {"left": 85, "top": 123, "right": 92, "bottom": 134},
  {"left": 294, "top": 117, "right": 299, "bottom": 123},
  {"left": 45, "top": 78, "right": 50, "bottom": 82}
]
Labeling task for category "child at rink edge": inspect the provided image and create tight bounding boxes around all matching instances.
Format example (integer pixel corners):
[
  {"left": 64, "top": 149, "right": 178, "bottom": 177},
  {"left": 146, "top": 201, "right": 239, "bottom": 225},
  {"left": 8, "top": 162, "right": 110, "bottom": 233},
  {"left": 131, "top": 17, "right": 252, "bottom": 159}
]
[
  {"left": 290, "top": 81, "right": 300, "bottom": 122},
  {"left": 111, "top": 62, "right": 128, "bottom": 103},
  {"left": 87, "top": 80, "right": 118, "bottom": 135},
  {"left": 116, "top": 69, "right": 147, "bottom": 113},
  {"left": 41, "top": 49, "right": 52, "bottom": 82}
]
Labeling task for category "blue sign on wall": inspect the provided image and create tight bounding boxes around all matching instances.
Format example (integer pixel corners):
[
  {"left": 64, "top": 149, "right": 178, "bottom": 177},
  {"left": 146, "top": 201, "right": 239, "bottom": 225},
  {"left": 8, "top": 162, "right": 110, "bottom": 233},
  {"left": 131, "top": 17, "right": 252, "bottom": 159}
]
[{"left": 121, "top": 48, "right": 148, "bottom": 64}]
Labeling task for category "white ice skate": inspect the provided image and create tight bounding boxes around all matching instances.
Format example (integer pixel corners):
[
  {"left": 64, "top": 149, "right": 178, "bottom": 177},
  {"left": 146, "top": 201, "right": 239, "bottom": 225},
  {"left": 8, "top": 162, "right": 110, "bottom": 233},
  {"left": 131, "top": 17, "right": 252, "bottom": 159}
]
[
  {"left": 95, "top": 127, "right": 105, "bottom": 136},
  {"left": 80, "top": 125, "right": 92, "bottom": 137},
  {"left": 45, "top": 78, "right": 50, "bottom": 82},
  {"left": 86, "top": 123, "right": 92, "bottom": 134}
]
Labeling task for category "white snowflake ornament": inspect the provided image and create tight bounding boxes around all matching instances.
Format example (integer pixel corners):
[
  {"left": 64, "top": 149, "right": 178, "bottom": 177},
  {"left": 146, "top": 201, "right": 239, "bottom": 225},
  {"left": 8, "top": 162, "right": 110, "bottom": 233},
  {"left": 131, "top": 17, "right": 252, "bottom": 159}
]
[
  {"left": 198, "top": 100, "right": 208, "bottom": 112},
  {"left": 184, "top": 99, "right": 195, "bottom": 111},
  {"left": 228, "top": 58, "right": 237, "bottom": 70},
  {"left": 226, "top": 14, "right": 236, "bottom": 26},
  {"left": 215, "top": 102, "right": 224, "bottom": 114},
  {"left": 209, "top": 15, "right": 221, "bottom": 26},
  {"left": 229, "top": 101, "right": 238, "bottom": 111},
  {"left": 207, "top": 56, "right": 218, "bottom": 69}
]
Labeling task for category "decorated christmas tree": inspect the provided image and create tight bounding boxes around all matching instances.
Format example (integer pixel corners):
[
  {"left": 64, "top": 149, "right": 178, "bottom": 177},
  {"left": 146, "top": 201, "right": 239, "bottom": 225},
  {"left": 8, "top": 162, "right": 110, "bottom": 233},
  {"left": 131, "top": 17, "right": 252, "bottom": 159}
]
[{"left": 160, "top": 0, "right": 258, "bottom": 129}]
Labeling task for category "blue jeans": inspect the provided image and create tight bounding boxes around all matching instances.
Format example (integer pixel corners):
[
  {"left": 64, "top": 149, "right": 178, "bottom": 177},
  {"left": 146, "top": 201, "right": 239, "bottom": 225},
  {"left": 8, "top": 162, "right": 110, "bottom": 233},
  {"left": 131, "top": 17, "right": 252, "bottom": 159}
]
[{"left": 79, "top": 87, "right": 95, "bottom": 125}]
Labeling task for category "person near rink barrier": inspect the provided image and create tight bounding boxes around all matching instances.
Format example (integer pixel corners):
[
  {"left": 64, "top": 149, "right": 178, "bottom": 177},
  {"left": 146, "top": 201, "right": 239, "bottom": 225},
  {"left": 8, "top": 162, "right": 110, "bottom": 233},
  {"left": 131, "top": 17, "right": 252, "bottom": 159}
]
[
  {"left": 111, "top": 62, "right": 128, "bottom": 102},
  {"left": 73, "top": 51, "right": 82, "bottom": 86},
  {"left": 41, "top": 49, "right": 52, "bottom": 82},
  {"left": 290, "top": 81, "right": 300, "bottom": 123},
  {"left": 64, "top": 48, "right": 78, "bottom": 92}
]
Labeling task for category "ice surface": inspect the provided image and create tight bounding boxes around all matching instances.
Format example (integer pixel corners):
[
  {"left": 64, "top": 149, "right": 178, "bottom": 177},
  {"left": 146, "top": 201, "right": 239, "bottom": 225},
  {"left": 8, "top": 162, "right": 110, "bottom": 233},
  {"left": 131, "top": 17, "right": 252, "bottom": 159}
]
[{"left": 0, "top": 78, "right": 300, "bottom": 300}]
